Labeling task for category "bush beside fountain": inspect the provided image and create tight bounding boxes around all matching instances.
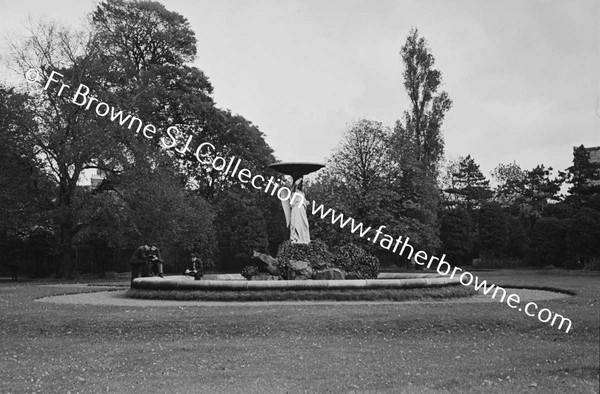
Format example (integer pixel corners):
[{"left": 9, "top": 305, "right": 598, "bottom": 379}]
[{"left": 245, "top": 240, "right": 379, "bottom": 281}]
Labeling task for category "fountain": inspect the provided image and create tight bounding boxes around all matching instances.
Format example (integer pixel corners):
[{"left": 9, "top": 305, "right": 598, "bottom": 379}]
[{"left": 131, "top": 161, "right": 456, "bottom": 293}]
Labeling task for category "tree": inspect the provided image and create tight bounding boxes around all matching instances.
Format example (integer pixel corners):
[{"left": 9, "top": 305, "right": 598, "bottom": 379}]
[
  {"left": 396, "top": 28, "right": 452, "bottom": 172},
  {"left": 498, "top": 165, "right": 563, "bottom": 228},
  {"left": 527, "top": 217, "right": 566, "bottom": 267},
  {"left": 0, "top": 87, "right": 51, "bottom": 235},
  {"left": 0, "top": 86, "right": 56, "bottom": 276},
  {"left": 329, "top": 119, "right": 393, "bottom": 191},
  {"left": 444, "top": 155, "right": 493, "bottom": 210},
  {"left": 391, "top": 28, "right": 452, "bottom": 263},
  {"left": 308, "top": 120, "right": 398, "bottom": 251},
  {"left": 439, "top": 207, "right": 475, "bottom": 265},
  {"left": 215, "top": 189, "right": 269, "bottom": 270},
  {"left": 92, "top": 0, "right": 280, "bottom": 267},
  {"left": 491, "top": 161, "right": 526, "bottom": 206},
  {"left": 91, "top": 0, "right": 214, "bottom": 169},
  {"left": 10, "top": 21, "right": 116, "bottom": 277},
  {"left": 327, "top": 120, "right": 397, "bottom": 224},
  {"left": 477, "top": 202, "right": 510, "bottom": 258}
]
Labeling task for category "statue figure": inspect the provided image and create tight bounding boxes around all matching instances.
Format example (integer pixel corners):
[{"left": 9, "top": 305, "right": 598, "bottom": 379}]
[
  {"left": 281, "top": 177, "right": 310, "bottom": 244},
  {"left": 269, "top": 162, "right": 324, "bottom": 245}
]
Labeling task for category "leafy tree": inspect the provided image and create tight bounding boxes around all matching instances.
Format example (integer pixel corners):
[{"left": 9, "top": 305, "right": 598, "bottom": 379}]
[
  {"left": 91, "top": 0, "right": 214, "bottom": 167},
  {"left": 477, "top": 202, "right": 510, "bottom": 258},
  {"left": 0, "top": 87, "right": 52, "bottom": 236},
  {"left": 438, "top": 157, "right": 460, "bottom": 203},
  {"left": 439, "top": 207, "right": 475, "bottom": 265},
  {"left": 328, "top": 120, "right": 398, "bottom": 226},
  {"left": 492, "top": 161, "right": 526, "bottom": 185},
  {"left": 306, "top": 171, "right": 356, "bottom": 247},
  {"left": 527, "top": 217, "right": 566, "bottom": 267},
  {"left": 0, "top": 86, "right": 56, "bottom": 276},
  {"left": 308, "top": 120, "right": 421, "bottom": 262},
  {"left": 215, "top": 189, "right": 270, "bottom": 270},
  {"left": 491, "top": 161, "right": 526, "bottom": 206},
  {"left": 396, "top": 28, "right": 452, "bottom": 172},
  {"left": 93, "top": 0, "right": 280, "bottom": 265},
  {"left": 329, "top": 119, "right": 393, "bottom": 191},
  {"left": 10, "top": 21, "right": 114, "bottom": 277}
]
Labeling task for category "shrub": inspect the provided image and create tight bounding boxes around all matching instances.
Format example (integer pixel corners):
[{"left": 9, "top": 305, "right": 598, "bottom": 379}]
[
  {"left": 475, "top": 256, "right": 524, "bottom": 269},
  {"left": 241, "top": 265, "right": 259, "bottom": 280},
  {"left": 583, "top": 258, "right": 600, "bottom": 271},
  {"left": 276, "top": 240, "right": 334, "bottom": 272},
  {"left": 332, "top": 244, "right": 379, "bottom": 279},
  {"left": 527, "top": 217, "right": 566, "bottom": 267}
]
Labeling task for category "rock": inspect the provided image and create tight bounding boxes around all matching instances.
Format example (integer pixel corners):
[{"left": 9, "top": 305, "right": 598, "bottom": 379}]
[
  {"left": 311, "top": 260, "right": 332, "bottom": 270},
  {"left": 312, "top": 268, "right": 346, "bottom": 280},
  {"left": 252, "top": 250, "right": 281, "bottom": 276},
  {"left": 250, "top": 274, "right": 281, "bottom": 281},
  {"left": 345, "top": 272, "right": 361, "bottom": 279},
  {"left": 288, "top": 260, "right": 313, "bottom": 280}
]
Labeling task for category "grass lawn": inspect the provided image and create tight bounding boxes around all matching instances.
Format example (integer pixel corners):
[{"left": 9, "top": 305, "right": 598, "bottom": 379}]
[{"left": 0, "top": 269, "right": 598, "bottom": 393}]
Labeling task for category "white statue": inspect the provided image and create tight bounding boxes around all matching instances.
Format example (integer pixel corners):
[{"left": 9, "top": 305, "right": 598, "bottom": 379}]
[{"left": 281, "top": 178, "right": 310, "bottom": 244}]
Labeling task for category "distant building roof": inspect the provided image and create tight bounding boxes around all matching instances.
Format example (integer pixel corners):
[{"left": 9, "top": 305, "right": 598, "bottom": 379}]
[
  {"left": 585, "top": 146, "right": 600, "bottom": 163},
  {"left": 578, "top": 145, "right": 600, "bottom": 186}
]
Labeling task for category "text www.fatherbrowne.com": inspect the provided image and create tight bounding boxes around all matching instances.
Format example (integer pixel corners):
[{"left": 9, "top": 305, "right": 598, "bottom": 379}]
[
  {"left": 29, "top": 68, "right": 573, "bottom": 334},
  {"left": 310, "top": 201, "right": 573, "bottom": 333}
]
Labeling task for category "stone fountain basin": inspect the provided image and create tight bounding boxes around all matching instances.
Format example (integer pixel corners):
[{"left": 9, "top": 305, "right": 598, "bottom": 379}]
[{"left": 132, "top": 273, "right": 459, "bottom": 290}]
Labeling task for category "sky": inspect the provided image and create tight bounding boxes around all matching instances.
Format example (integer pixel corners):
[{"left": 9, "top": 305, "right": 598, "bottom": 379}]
[{"left": 0, "top": 0, "right": 598, "bottom": 178}]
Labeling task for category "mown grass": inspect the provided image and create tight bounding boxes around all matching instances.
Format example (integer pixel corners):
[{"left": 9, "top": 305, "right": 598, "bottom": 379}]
[
  {"left": 0, "top": 269, "right": 598, "bottom": 393},
  {"left": 125, "top": 284, "right": 476, "bottom": 301}
]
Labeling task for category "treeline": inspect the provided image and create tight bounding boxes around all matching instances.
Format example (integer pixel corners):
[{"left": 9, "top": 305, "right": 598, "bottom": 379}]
[
  {"left": 309, "top": 139, "right": 600, "bottom": 270},
  {"left": 439, "top": 150, "right": 600, "bottom": 269},
  {"left": 0, "top": 0, "right": 286, "bottom": 278}
]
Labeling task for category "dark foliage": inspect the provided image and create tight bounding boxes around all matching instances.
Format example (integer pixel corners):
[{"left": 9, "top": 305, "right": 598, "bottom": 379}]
[
  {"left": 276, "top": 240, "right": 335, "bottom": 275},
  {"left": 241, "top": 265, "right": 259, "bottom": 280},
  {"left": 439, "top": 207, "right": 476, "bottom": 265},
  {"left": 526, "top": 217, "right": 567, "bottom": 267},
  {"left": 332, "top": 243, "right": 380, "bottom": 279}
]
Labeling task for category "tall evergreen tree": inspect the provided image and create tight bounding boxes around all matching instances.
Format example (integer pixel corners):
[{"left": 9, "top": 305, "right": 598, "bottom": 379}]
[{"left": 445, "top": 155, "right": 493, "bottom": 210}]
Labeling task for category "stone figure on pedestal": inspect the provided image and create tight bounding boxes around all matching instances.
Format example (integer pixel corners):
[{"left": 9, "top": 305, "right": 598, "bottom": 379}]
[
  {"left": 281, "top": 178, "right": 310, "bottom": 244},
  {"left": 269, "top": 162, "right": 324, "bottom": 245}
]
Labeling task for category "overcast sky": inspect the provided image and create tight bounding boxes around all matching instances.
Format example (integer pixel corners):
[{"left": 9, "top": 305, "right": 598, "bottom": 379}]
[{"left": 1, "top": 0, "right": 598, "bottom": 178}]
